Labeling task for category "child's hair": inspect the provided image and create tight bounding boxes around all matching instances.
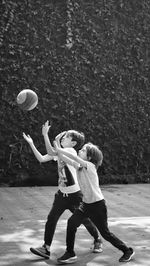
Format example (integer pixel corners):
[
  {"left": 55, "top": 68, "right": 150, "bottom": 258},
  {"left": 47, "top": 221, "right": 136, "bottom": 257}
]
[
  {"left": 67, "top": 130, "right": 85, "bottom": 151},
  {"left": 84, "top": 142, "right": 103, "bottom": 169}
]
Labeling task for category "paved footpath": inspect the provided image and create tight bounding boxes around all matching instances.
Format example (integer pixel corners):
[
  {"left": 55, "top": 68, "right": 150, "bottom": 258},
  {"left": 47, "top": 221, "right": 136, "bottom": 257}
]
[{"left": 0, "top": 184, "right": 150, "bottom": 266}]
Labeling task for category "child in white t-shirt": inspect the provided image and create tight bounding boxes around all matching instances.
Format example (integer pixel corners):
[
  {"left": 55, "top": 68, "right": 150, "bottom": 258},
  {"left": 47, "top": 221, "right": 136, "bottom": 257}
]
[{"left": 55, "top": 142, "right": 135, "bottom": 264}]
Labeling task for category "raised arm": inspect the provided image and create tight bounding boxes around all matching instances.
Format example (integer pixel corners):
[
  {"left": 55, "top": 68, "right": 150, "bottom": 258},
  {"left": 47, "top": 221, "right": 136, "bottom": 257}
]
[
  {"left": 23, "top": 132, "right": 53, "bottom": 163},
  {"left": 42, "top": 121, "right": 57, "bottom": 156},
  {"left": 54, "top": 141, "right": 87, "bottom": 168},
  {"left": 55, "top": 131, "right": 66, "bottom": 148}
]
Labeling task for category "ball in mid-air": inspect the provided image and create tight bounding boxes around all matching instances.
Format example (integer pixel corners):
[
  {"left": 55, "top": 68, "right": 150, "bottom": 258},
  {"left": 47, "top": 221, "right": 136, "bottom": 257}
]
[{"left": 17, "top": 89, "right": 38, "bottom": 111}]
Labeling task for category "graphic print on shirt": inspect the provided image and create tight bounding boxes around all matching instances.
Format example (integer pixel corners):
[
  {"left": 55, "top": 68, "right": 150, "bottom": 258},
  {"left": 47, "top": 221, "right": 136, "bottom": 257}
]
[{"left": 57, "top": 159, "right": 75, "bottom": 187}]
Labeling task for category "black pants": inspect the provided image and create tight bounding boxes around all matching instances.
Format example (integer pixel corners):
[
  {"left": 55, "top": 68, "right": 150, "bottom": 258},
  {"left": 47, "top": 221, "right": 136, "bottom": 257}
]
[
  {"left": 44, "top": 190, "right": 99, "bottom": 246},
  {"left": 66, "top": 200, "right": 129, "bottom": 253}
]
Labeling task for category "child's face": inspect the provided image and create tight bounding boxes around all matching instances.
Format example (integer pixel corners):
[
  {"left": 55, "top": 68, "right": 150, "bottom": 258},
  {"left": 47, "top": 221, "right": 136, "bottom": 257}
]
[
  {"left": 78, "top": 145, "right": 88, "bottom": 160},
  {"left": 61, "top": 132, "right": 73, "bottom": 148}
]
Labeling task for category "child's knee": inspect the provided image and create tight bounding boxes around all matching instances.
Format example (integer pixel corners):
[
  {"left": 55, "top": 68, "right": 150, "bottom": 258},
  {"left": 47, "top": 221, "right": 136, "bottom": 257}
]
[
  {"left": 67, "top": 216, "right": 79, "bottom": 229},
  {"left": 100, "top": 230, "right": 111, "bottom": 241},
  {"left": 47, "top": 212, "right": 60, "bottom": 223}
]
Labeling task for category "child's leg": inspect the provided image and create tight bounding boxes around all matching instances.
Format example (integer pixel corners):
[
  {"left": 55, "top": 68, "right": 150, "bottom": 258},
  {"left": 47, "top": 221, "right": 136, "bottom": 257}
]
[
  {"left": 44, "top": 190, "right": 68, "bottom": 247},
  {"left": 82, "top": 217, "right": 100, "bottom": 241},
  {"left": 66, "top": 208, "right": 86, "bottom": 253},
  {"left": 30, "top": 190, "right": 68, "bottom": 258},
  {"left": 68, "top": 194, "right": 100, "bottom": 242},
  {"left": 86, "top": 200, "right": 129, "bottom": 253}
]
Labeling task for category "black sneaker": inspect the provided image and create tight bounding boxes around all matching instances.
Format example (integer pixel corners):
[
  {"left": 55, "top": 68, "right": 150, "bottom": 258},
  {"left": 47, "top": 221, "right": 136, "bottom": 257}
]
[
  {"left": 30, "top": 244, "right": 50, "bottom": 259},
  {"left": 57, "top": 251, "right": 77, "bottom": 264},
  {"left": 119, "top": 247, "right": 135, "bottom": 262},
  {"left": 91, "top": 238, "right": 103, "bottom": 253}
]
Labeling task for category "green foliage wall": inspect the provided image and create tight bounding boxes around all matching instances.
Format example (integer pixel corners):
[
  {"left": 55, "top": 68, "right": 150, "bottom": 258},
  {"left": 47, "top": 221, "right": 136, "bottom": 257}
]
[{"left": 0, "top": 0, "right": 150, "bottom": 185}]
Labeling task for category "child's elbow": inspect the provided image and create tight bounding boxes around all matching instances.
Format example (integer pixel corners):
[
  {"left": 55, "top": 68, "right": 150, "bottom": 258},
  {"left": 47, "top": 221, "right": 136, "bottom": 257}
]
[
  {"left": 38, "top": 156, "right": 48, "bottom": 163},
  {"left": 38, "top": 158, "right": 44, "bottom": 163}
]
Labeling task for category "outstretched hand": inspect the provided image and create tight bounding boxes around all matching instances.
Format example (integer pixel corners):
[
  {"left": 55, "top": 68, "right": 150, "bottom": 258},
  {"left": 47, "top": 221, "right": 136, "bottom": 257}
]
[
  {"left": 55, "top": 131, "right": 66, "bottom": 141},
  {"left": 42, "top": 120, "right": 51, "bottom": 136},
  {"left": 23, "top": 132, "right": 33, "bottom": 144},
  {"left": 55, "top": 131, "right": 66, "bottom": 148}
]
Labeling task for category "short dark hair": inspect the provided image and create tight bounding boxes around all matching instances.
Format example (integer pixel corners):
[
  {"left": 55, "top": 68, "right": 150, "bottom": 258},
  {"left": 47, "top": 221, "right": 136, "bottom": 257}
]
[
  {"left": 85, "top": 142, "right": 103, "bottom": 169},
  {"left": 67, "top": 130, "right": 85, "bottom": 151}
]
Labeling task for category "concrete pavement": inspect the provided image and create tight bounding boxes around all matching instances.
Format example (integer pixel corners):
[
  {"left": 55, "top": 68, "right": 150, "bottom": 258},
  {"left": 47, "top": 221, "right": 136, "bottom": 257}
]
[{"left": 0, "top": 184, "right": 150, "bottom": 266}]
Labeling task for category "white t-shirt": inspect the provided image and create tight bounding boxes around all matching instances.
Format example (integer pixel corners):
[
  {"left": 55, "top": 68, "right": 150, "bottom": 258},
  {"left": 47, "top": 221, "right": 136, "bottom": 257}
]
[
  {"left": 77, "top": 161, "right": 104, "bottom": 203},
  {"left": 55, "top": 147, "right": 80, "bottom": 194}
]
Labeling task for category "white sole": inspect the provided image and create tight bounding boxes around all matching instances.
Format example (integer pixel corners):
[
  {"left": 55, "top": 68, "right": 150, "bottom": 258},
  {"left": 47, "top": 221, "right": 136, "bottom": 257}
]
[
  {"left": 92, "top": 248, "right": 103, "bottom": 253},
  {"left": 57, "top": 256, "right": 77, "bottom": 264}
]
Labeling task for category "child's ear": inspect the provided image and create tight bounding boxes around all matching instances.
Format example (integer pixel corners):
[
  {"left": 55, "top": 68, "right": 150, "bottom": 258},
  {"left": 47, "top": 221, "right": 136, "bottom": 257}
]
[{"left": 71, "top": 140, "right": 77, "bottom": 147}]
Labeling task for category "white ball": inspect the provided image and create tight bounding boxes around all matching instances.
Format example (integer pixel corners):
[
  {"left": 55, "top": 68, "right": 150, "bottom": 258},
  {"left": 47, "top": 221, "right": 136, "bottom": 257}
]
[{"left": 17, "top": 89, "right": 38, "bottom": 111}]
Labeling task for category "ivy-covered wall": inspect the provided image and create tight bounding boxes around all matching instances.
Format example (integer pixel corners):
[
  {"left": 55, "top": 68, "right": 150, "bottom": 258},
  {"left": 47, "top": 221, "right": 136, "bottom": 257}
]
[{"left": 0, "top": 0, "right": 150, "bottom": 186}]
